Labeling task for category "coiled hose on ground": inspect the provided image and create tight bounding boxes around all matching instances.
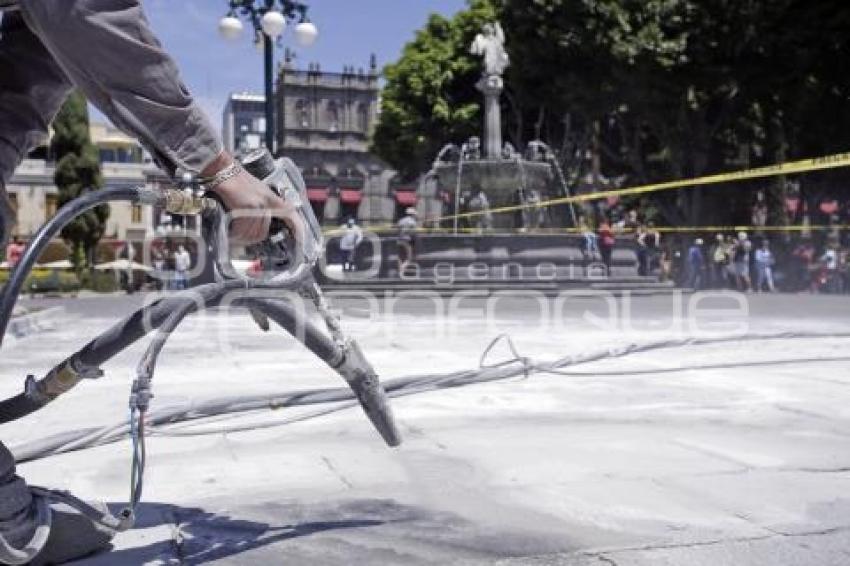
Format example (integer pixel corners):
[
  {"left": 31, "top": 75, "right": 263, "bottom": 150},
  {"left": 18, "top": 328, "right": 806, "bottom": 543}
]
[{"left": 10, "top": 329, "right": 850, "bottom": 463}]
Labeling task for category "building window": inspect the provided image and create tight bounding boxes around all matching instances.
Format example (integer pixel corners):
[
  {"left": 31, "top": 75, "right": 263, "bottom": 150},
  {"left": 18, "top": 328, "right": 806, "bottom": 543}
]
[
  {"left": 45, "top": 194, "right": 58, "bottom": 218},
  {"left": 131, "top": 204, "right": 143, "bottom": 224},
  {"left": 327, "top": 101, "right": 339, "bottom": 133},
  {"left": 8, "top": 193, "right": 17, "bottom": 212},
  {"left": 295, "top": 100, "right": 311, "bottom": 128},
  {"left": 242, "top": 133, "right": 261, "bottom": 151},
  {"left": 357, "top": 103, "right": 369, "bottom": 132}
]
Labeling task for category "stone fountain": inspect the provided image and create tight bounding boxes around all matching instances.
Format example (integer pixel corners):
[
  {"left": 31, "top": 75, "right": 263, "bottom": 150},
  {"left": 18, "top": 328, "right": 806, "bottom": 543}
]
[
  {"left": 320, "top": 22, "right": 654, "bottom": 289},
  {"left": 419, "top": 22, "right": 578, "bottom": 231}
]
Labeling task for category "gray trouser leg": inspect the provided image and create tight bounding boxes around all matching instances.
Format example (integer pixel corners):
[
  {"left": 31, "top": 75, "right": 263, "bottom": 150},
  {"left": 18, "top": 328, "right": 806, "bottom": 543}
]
[
  {"left": 1, "top": 441, "right": 114, "bottom": 564},
  {"left": 0, "top": 10, "right": 73, "bottom": 248},
  {"left": 18, "top": 0, "right": 223, "bottom": 176},
  {"left": 0, "top": 441, "right": 36, "bottom": 553}
]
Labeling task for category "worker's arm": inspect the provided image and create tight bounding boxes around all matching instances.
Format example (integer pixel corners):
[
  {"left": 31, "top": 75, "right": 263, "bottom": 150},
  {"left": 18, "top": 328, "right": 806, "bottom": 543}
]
[{"left": 13, "top": 0, "right": 301, "bottom": 243}]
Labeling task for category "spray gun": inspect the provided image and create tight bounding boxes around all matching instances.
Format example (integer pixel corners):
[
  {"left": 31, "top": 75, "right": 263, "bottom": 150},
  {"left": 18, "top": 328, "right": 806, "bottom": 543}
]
[
  {"left": 0, "top": 148, "right": 401, "bottom": 556},
  {"left": 203, "top": 148, "right": 402, "bottom": 448},
  {"left": 134, "top": 147, "right": 400, "bottom": 447}
]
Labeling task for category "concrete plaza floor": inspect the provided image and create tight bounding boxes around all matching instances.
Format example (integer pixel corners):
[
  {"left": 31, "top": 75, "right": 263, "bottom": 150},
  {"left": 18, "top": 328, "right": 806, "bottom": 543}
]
[{"left": 3, "top": 292, "right": 850, "bottom": 565}]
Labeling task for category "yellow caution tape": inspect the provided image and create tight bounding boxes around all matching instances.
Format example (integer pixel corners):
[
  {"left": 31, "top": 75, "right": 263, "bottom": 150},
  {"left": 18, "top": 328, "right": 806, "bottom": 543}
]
[
  {"left": 439, "top": 150, "right": 850, "bottom": 224},
  {"left": 325, "top": 224, "right": 849, "bottom": 237},
  {"left": 321, "top": 150, "right": 850, "bottom": 235}
]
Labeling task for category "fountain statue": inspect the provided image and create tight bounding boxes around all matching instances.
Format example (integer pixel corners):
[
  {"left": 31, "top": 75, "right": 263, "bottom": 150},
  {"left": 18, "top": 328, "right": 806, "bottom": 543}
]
[
  {"left": 471, "top": 22, "right": 509, "bottom": 158},
  {"left": 419, "top": 21, "right": 578, "bottom": 232}
]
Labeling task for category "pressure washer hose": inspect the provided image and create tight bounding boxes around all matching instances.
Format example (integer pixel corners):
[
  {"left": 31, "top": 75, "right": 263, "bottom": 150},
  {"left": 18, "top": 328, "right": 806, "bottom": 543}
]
[
  {"left": 0, "top": 284, "right": 353, "bottom": 427},
  {"left": 0, "top": 178, "right": 402, "bottom": 560},
  {"left": 0, "top": 284, "right": 226, "bottom": 425}
]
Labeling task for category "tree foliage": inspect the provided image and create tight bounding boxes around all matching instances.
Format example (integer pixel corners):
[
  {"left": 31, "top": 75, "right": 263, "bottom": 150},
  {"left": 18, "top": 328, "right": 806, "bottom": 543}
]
[
  {"left": 372, "top": 0, "right": 498, "bottom": 179},
  {"left": 50, "top": 92, "right": 108, "bottom": 268},
  {"left": 375, "top": 0, "right": 850, "bottom": 226},
  {"left": 500, "top": 0, "right": 850, "bottom": 226}
]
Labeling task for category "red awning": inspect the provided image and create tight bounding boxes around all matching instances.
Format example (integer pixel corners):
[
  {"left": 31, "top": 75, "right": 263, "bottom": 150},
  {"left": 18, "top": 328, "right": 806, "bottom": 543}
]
[
  {"left": 306, "top": 187, "right": 329, "bottom": 202},
  {"left": 339, "top": 189, "right": 363, "bottom": 205},
  {"left": 394, "top": 190, "right": 418, "bottom": 207}
]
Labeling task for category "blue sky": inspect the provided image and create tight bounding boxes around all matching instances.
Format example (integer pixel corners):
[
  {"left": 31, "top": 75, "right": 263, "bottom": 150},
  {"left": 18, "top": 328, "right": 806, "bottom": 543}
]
[{"left": 117, "top": 0, "right": 466, "bottom": 132}]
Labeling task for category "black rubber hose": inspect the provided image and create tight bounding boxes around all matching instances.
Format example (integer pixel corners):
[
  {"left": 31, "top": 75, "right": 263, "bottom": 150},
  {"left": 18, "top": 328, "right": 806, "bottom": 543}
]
[
  {"left": 235, "top": 297, "right": 340, "bottom": 363},
  {"left": 0, "top": 284, "right": 343, "bottom": 425},
  {"left": 78, "top": 282, "right": 240, "bottom": 369},
  {"left": 0, "top": 394, "right": 42, "bottom": 427},
  {"left": 0, "top": 283, "right": 235, "bottom": 425},
  {"left": 0, "top": 186, "right": 147, "bottom": 348},
  {"left": 135, "top": 281, "right": 247, "bottom": 383}
]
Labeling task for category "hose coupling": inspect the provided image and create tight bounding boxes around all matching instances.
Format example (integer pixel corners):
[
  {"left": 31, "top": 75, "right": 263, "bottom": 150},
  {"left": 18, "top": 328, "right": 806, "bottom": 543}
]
[
  {"left": 161, "top": 188, "right": 216, "bottom": 216},
  {"left": 129, "top": 378, "right": 153, "bottom": 413},
  {"left": 25, "top": 359, "right": 103, "bottom": 404}
]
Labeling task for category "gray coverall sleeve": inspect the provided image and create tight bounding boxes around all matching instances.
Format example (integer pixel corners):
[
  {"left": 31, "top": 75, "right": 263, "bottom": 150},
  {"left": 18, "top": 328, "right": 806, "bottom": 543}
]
[
  {"left": 0, "top": 10, "right": 73, "bottom": 246},
  {"left": 17, "top": 0, "right": 223, "bottom": 176},
  {"left": 0, "top": 0, "right": 223, "bottom": 246}
]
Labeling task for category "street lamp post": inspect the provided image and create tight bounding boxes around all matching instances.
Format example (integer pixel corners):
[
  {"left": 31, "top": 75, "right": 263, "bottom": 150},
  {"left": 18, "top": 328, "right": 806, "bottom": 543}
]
[{"left": 219, "top": 0, "right": 318, "bottom": 154}]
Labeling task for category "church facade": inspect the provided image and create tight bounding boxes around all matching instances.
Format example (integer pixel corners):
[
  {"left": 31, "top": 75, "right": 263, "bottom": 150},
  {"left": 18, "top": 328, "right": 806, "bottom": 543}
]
[{"left": 275, "top": 54, "right": 415, "bottom": 225}]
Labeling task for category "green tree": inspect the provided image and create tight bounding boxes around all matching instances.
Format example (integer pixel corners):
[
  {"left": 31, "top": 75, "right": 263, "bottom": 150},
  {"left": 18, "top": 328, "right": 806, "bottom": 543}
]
[
  {"left": 499, "top": 0, "right": 850, "bottom": 227},
  {"left": 50, "top": 92, "right": 108, "bottom": 269},
  {"left": 378, "top": 0, "right": 850, "bottom": 229},
  {"left": 372, "top": 0, "right": 498, "bottom": 179}
]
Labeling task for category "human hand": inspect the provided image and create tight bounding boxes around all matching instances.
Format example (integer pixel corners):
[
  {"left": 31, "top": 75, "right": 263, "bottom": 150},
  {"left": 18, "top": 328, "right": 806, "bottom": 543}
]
[{"left": 203, "top": 153, "right": 305, "bottom": 245}]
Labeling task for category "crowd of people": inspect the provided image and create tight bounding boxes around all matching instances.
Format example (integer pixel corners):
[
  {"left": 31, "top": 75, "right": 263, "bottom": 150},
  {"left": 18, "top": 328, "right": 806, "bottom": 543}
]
[
  {"left": 683, "top": 232, "right": 849, "bottom": 293},
  {"left": 577, "top": 206, "right": 849, "bottom": 293}
]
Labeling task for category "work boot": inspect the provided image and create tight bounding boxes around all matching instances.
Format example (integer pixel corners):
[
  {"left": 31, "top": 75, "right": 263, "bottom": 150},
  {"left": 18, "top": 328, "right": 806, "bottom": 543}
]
[
  {"left": 29, "top": 501, "right": 114, "bottom": 565},
  {"left": 1, "top": 442, "right": 114, "bottom": 565}
]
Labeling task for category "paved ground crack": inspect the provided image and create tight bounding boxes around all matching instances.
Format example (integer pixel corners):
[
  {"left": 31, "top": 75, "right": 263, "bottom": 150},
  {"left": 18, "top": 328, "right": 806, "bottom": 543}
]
[
  {"left": 596, "top": 524, "right": 850, "bottom": 557},
  {"left": 322, "top": 455, "right": 354, "bottom": 489},
  {"left": 593, "top": 554, "right": 619, "bottom": 566}
]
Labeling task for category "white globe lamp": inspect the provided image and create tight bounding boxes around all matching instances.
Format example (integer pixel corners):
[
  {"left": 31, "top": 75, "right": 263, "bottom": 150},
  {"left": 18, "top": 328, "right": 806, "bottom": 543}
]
[
  {"left": 294, "top": 20, "right": 318, "bottom": 47},
  {"left": 260, "top": 10, "right": 286, "bottom": 38},
  {"left": 218, "top": 15, "right": 243, "bottom": 41}
]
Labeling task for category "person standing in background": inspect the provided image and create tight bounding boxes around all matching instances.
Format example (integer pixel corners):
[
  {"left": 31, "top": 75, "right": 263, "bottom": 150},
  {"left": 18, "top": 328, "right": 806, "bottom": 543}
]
[
  {"left": 754, "top": 239, "right": 776, "bottom": 292},
  {"left": 687, "top": 238, "right": 705, "bottom": 290},
  {"left": 635, "top": 223, "right": 649, "bottom": 276},
  {"left": 339, "top": 218, "right": 363, "bottom": 272},
  {"left": 820, "top": 243, "right": 840, "bottom": 293},
  {"left": 4, "top": 235, "right": 23, "bottom": 267},
  {"left": 579, "top": 216, "right": 599, "bottom": 261},
  {"left": 644, "top": 221, "right": 661, "bottom": 275},
  {"left": 733, "top": 233, "right": 752, "bottom": 292},
  {"left": 151, "top": 250, "right": 165, "bottom": 291},
  {"left": 659, "top": 243, "right": 673, "bottom": 283},
  {"left": 172, "top": 244, "right": 191, "bottom": 290},
  {"left": 711, "top": 234, "right": 729, "bottom": 289},
  {"left": 397, "top": 207, "right": 419, "bottom": 276},
  {"left": 597, "top": 218, "right": 615, "bottom": 274}
]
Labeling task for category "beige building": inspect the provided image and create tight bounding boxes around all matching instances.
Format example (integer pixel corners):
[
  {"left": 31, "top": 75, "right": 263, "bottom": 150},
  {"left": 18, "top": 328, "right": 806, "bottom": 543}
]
[{"left": 6, "top": 122, "right": 165, "bottom": 245}]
